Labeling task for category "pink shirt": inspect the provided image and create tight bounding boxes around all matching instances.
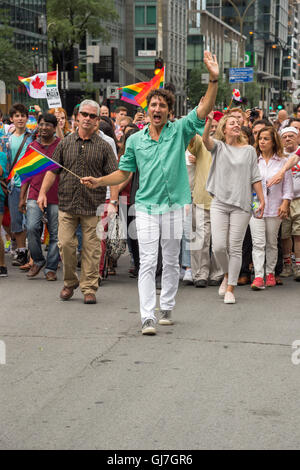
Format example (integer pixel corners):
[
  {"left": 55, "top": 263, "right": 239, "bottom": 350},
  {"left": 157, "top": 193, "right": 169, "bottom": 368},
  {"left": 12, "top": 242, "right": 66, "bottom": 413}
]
[{"left": 257, "top": 154, "right": 294, "bottom": 217}]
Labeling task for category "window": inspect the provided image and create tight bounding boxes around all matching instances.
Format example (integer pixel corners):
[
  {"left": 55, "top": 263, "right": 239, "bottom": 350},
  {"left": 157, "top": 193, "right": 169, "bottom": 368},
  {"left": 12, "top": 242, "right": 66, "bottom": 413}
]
[
  {"left": 135, "top": 6, "right": 145, "bottom": 26},
  {"left": 135, "top": 38, "right": 145, "bottom": 55},
  {"left": 135, "top": 5, "right": 156, "bottom": 25},
  {"left": 147, "top": 6, "right": 156, "bottom": 25},
  {"left": 135, "top": 37, "right": 157, "bottom": 56},
  {"left": 146, "top": 37, "right": 156, "bottom": 50}
]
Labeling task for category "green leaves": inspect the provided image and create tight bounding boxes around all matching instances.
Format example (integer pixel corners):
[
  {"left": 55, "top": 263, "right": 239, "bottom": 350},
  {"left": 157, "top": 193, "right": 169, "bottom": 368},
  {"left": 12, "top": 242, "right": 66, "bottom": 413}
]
[
  {"left": 0, "top": 24, "right": 32, "bottom": 89},
  {"left": 47, "top": 0, "right": 118, "bottom": 47}
]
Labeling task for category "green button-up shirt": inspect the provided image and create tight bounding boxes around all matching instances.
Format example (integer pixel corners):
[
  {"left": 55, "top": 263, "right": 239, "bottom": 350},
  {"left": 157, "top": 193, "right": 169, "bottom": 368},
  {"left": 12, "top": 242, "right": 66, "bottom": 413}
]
[{"left": 118, "top": 108, "right": 205, "bottom": 214}]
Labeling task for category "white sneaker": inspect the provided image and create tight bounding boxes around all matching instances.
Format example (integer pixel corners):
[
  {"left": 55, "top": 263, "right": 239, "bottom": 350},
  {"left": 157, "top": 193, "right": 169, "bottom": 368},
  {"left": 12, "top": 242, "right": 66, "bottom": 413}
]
[
  {"left": 179, "top": 267, "right": 186, "bottom": 280},
  {"left": 224, "top": 291, "right": 235, "bottom": 304},
  {"left": 218, "top": 276, "right": 228, "bottom": 296},
  {"left": 183, "top": 268, "right": 193, "bottom": 285},
  {"left": 142, "top": 319, "right": 156, "bottom": 335}
]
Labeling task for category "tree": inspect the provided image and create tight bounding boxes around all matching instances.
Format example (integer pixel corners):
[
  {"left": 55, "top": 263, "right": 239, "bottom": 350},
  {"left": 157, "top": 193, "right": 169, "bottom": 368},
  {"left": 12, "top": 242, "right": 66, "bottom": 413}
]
[
  {"left": 47, "top": 0, "right": 118, "bottom": 70},
  {"left": 187, "top": 65, "right": 232, "bottom": 109},
  {"left": 0, "top": 23, "right": 32, "bottom": 90}
]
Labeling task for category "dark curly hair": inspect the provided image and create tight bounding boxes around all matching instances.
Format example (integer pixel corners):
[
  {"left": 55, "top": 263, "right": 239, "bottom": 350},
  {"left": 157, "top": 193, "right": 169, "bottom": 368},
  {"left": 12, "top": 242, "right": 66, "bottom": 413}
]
[{"left": 146, "top": 89, "right": 175, "bottom": 112}]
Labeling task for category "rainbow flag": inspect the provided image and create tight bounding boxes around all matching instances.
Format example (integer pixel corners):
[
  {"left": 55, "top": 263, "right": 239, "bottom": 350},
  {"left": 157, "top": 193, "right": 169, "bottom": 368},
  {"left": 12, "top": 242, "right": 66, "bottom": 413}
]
[
  {"left": 135, "top": 68, "right": 165, "bottom": 110},
  {"left": 119, "top": 67, "right": 165, "bottom": 110},
  {"left": 46, "top": 71, "right": 58, "bottom": 88},
  {"left": 118, "top": 82, "right": 148, "bottom": 106},
  {"left": 8, "top": 146, "right": 61, "bottom": 184}
]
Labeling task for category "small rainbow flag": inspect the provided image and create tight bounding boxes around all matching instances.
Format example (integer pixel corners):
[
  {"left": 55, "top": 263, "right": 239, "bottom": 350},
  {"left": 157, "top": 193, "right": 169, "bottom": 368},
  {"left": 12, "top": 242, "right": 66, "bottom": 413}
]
[
  {"left": 8, "top": 146, "right": 61, "bottom": 184},
  {"left": 119, "top": 67, "right": 165, "bottom": 110},
  {"left": 46, "top": 71, "right": 58, "bottom": 88}
]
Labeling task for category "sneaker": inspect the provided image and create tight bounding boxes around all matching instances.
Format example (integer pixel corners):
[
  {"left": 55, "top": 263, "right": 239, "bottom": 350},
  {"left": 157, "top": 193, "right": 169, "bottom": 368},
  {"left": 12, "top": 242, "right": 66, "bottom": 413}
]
[
  {"left": 142, "top": 318, "right": 156, "bottom": 335},
  {"left": 265, "top": 273, "right": 276, "bottom": 287},
  {"left": 183, "top": 268, "right": 193, "bottom": 285},
  {"left": 218, "top": 276, "right": 228, "bottom": 296},
  {"left": 293, "top": 265, "right": 300, "bottom": 282},
  {"left": 280, "top": 264, "right": 293, "bottom": 277},
  {"left": 0, "top": 266, "right": 8, "bottom": 277},
  {"left": 158, "top": 310, "right": 173, "bottom": 325},
  {"left": 224, "top": 291, "right": 235, "bottom": 304},
  {"left": 251, "top": 277, "right": 265, "bottom": 290},
  {"left": 12, "top": 249, "right": 28, "bottom": 266},
  {"left": 179, "top": 267, "right": 186, "bottom": 280}
]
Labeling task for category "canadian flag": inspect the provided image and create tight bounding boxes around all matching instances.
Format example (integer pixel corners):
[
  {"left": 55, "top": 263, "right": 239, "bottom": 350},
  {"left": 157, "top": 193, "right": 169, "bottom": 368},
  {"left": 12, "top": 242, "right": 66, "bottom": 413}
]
[
  {"left": 18, "top": 73, "right": 47, "bottom": 99},
  {"left": 232, "top": 88, "right": 242, "bottom": 102}
]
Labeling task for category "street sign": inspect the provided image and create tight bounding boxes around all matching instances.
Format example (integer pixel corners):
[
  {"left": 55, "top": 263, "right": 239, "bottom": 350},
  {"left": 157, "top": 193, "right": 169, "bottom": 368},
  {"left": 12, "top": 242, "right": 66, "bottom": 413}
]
[
  {"left": 107, "top": 86, "right": 119, "bottom": 100},
  {"left": 87, "top": 45, "right": 100, "bottom": 64},
  {"left": 229, "top": 67, "right": 254, "bottom": 83},
  {"left": 138, "top": 50, "right": 156, "bottom": 57}
]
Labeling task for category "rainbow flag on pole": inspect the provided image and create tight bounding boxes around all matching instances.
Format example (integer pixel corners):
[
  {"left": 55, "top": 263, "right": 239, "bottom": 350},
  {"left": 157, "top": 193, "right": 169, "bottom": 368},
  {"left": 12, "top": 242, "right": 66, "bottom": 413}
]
[
  {"left": 119, "top": 67, "right": 165, "bottom": 110},
  {"left": 8, "top": 146, "right": 61, "bottom": 184}
]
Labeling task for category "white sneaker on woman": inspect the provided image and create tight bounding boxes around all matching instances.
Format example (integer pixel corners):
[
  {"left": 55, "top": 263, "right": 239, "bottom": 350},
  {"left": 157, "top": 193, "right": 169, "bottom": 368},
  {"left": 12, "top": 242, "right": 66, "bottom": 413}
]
[
  {"left": 224, "top": 291, "right": 235, "bottom": 304},
  {"left": 218, "top": 276, "right": 228, "bottom": 296}
]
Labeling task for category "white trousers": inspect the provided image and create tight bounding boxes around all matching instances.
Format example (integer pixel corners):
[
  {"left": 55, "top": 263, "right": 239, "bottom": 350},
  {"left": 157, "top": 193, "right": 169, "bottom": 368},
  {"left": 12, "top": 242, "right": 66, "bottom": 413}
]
[
  {"left": 249, "top": 216, "right": 282, "bottom": 278},
  {"left": 191, "top": 204, "right": 223, "bottom": 281},
  {"left": 210, "top": 199, "right": 251, "bottom": 286},
  {"left": 136, "top": 209, "right": 184, "bottom": 323}
]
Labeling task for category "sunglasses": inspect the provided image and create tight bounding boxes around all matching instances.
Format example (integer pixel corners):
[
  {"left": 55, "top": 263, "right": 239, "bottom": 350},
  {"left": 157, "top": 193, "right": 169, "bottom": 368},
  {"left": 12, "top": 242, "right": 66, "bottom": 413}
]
[{"left": 80, "top": 111, "right": 98, "bottom": 120}]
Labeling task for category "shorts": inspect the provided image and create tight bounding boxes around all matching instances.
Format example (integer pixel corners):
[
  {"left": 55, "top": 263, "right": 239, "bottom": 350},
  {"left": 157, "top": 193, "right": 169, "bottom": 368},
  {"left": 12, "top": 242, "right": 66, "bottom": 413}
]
[
  {"left": 8, "top": 186, "right": 25, "bottom": 233},
  {"left": 281, "top": 197, "right": 300, "bottom": 239},
  {"left": 0, "top": 197, "right": 4, "bottom": 215}
]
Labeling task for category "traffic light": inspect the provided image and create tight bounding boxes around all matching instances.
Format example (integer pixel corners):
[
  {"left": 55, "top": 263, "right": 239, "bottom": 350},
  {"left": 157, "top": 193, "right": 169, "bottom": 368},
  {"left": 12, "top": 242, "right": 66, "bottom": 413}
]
[
  {"left": 269, "top": 105, "right": 273, "bottom": 111},
  {"left": 154, "top": 57, "right": 164, "bottom": 75},
  {"left": 277, "top": 104, "right": 283, "bottom": 110}
]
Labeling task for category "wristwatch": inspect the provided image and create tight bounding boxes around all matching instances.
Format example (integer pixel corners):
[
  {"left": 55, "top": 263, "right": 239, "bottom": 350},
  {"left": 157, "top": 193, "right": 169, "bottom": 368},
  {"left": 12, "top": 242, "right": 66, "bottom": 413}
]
[{"left": 110, "top": 200, "right": 118, "bottom": 206}]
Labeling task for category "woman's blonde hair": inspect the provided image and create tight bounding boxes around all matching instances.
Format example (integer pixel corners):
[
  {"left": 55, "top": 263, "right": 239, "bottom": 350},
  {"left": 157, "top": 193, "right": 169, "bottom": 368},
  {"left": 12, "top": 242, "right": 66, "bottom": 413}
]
[
  {"left": 254, "top": 126, "right": 283, "bottom": 158},
  {"left": 214, "top": 115, "right": 247, "bottom": 145},
  {"left": 48, "top": 107, "right": 70, "bottom": 135}
]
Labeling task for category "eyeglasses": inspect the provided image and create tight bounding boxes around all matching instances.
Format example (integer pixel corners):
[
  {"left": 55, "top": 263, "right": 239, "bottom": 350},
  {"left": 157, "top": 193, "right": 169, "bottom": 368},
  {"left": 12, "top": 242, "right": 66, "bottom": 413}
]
[{"left": 80, "top": 111, "right": 98, "bottom": 120}]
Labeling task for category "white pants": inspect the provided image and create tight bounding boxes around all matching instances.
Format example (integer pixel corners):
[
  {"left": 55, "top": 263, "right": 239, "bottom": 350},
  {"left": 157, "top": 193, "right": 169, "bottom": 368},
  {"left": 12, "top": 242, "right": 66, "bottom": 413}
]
[
  {"left": 191, "top": 204, "right": 223, "bottom": 281},
  {"left": 136, "top": 209, "right": 184, "bottom": 323},
  {"left": 249, "top": 216, "right": 282, "bottom": 278},
  {"left": 210, "top": 199, "right": 251, "bottom": 286}
]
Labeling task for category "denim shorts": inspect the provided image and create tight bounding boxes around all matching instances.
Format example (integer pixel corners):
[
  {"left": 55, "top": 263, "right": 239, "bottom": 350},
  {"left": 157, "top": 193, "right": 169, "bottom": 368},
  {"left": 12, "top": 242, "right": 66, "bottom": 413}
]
[
  {"left": 0, "top": 197, "right": 4, "bottom": 215},
  {"left": 8, "top": 186, "right": 25, "bottom": 233}
]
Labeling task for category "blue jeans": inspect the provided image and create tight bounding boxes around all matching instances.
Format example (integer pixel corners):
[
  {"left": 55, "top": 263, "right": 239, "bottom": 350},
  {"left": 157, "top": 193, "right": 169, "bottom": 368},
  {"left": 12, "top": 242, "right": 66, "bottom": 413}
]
[{"left": 26, "top": 200, "right": 59, "bottom": 273}]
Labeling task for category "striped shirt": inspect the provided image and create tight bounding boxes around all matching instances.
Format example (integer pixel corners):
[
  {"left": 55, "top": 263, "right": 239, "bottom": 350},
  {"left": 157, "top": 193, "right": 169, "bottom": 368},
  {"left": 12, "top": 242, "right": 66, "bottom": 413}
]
[{"left": 51, "top": 131, "right": 118, "bottom": 215}]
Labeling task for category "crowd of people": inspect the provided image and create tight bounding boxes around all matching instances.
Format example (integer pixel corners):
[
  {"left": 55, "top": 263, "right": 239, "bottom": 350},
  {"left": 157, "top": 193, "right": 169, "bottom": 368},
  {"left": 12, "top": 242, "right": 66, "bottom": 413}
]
[{"left": 1, "top": 51, "right": 300, "bottom": 335}]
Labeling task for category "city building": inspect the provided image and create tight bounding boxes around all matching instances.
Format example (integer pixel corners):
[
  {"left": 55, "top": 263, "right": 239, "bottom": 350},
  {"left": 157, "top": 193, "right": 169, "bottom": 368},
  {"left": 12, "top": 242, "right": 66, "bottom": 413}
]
[{"left": 1, "top": 0, "right": 48, "bottom": 109}]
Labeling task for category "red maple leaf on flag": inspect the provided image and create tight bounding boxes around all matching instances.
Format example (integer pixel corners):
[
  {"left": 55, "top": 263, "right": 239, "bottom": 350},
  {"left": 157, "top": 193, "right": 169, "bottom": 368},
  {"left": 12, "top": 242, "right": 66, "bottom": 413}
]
[{"left": 31, "top": 76, "right": 45, "bottom": 90}]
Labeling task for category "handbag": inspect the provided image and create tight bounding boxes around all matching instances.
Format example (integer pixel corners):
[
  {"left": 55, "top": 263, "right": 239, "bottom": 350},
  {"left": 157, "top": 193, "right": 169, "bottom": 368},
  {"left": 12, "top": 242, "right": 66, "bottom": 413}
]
[{"left": 105, "top": 213, "right": 127, "bottom": 261}]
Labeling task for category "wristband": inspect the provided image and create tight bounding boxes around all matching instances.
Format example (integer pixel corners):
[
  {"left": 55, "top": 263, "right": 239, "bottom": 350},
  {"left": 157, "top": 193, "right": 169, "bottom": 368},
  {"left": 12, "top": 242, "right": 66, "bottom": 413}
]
[
  {"left": 110, "top": 200, "right": 118, "bottom": 206},
  {"left": 209, "top": 79, "right": 218, "bottom": 83}
]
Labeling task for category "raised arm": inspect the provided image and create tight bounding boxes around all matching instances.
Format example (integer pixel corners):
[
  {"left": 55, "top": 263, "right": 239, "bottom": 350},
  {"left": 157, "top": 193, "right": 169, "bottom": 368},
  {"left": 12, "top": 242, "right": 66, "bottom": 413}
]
[
  {"left": 202, "top": 111, "right": 215, "bottom": 151},
  {"left": 197, "top": 51, "right": 219, "bottom": 120},
  {"left": 267, "top": 153, "right": 300, "bottom": 187}
]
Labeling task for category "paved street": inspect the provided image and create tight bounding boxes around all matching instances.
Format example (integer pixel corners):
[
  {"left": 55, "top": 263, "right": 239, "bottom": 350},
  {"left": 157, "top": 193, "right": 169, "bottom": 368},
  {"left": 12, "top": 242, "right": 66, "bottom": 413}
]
[{"left": 1, "top": 252, "right": 300, "bottom": 450}]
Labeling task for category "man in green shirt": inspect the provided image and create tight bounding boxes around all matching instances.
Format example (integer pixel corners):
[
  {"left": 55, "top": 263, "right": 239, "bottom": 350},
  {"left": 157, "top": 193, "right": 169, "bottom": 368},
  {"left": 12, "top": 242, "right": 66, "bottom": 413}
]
[{"left": 81, "top": 51, "right": 219, "bottom": 335}]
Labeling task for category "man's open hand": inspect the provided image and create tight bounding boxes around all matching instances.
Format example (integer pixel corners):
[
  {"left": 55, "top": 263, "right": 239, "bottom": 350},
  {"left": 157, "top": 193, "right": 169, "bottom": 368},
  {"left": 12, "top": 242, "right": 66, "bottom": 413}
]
[{"left": 203, "top": 51, "right": 219, "bottom": 80}]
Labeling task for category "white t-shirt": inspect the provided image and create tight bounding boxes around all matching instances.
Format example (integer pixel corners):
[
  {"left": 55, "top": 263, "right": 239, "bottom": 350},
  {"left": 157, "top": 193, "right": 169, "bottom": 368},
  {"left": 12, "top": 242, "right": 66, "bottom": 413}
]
[{"left": 98, "top": 130, "right": 118, "bottom": 200}]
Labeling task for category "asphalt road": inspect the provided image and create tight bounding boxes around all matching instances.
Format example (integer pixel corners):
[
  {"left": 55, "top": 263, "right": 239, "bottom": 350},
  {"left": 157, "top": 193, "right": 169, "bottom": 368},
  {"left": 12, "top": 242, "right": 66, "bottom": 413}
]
[{"left": 1, "top": 253, "right": 300, "bottom": 450}]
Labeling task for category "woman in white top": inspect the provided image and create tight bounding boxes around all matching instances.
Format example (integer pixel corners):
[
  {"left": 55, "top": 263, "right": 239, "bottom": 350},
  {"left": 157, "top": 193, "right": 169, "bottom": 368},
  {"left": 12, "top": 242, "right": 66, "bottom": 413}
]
[
  {"left": 203, "top": 113, "right": 264, "bottom": 304},
  {"left": 250, "top": 126, "right": 293, "bottom": 290}
]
